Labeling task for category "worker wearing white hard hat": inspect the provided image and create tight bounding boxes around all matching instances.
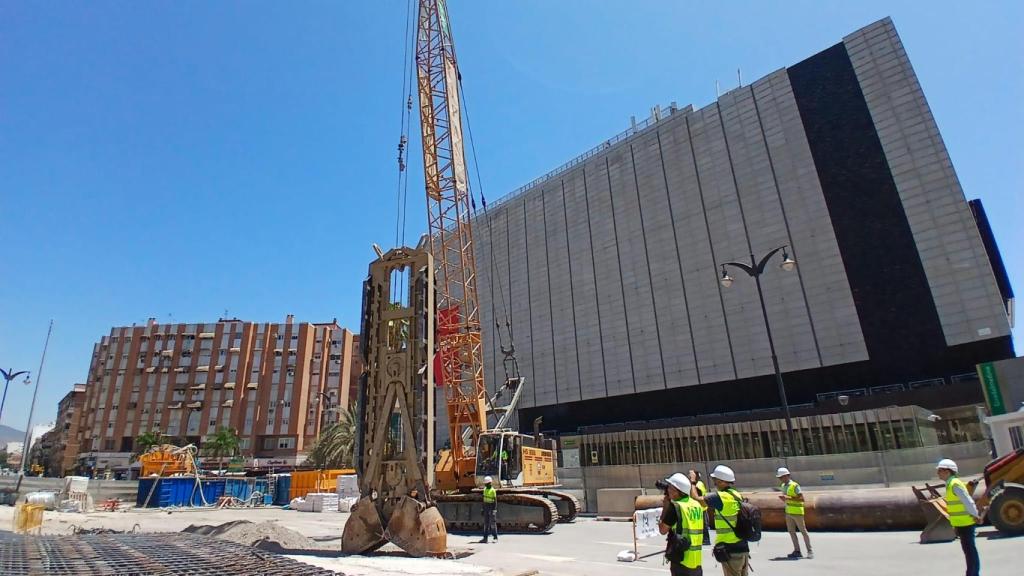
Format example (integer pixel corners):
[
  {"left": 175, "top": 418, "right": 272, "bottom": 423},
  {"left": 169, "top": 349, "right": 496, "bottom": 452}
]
[
  {"left": 479, "top": 476, "right": 498, "bottom": 544},
  {"left": 937, "top": 458, "right": 981, "bottom": 576},
  {"left": 658, "top": 472, "right": 704, "bottom": 575},
  {"left": 694, "top": 465, "right": 749, "bottom": 576},
  {"left": 776, "top": 467, "right": 813, "bottom": 559}
]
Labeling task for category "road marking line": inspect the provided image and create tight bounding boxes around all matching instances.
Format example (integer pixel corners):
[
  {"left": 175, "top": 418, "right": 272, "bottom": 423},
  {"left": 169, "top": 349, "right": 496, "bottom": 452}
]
[
  {"left": 516, "top": 553, "right": 575, "bottom": 562},
  {"left": 596, "top": 541, "right": 659, "bottom": 548}
]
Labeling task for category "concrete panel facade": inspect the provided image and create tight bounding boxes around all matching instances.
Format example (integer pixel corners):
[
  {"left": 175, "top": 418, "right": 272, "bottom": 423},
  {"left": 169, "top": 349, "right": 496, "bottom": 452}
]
[
  {"left": 473, "top": 18, "right": 1011, "bottom": 419},
  {"left": 844, "top": 18, "right": 1010, "bottom": 346}
]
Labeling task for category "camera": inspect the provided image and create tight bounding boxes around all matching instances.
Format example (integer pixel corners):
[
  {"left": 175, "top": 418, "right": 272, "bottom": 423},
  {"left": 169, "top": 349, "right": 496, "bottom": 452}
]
[{"left": 655, "top": 479, "right": 670, "bottom": 492}]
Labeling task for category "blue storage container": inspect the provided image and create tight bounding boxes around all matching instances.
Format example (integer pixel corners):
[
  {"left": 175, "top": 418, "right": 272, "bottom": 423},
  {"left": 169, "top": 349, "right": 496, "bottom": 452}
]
[
  {"left": 137, "top": 477, "right": 196, "bottom": 507},
  {"left": 137, "top": 478, "right": 157, "bottom": 507},
  {"left": 224, "top": 478, "right": 250, "bottom": 501},
  {"left": 274, "top": 475, "right": 292, "bottom": 506},
  {"left": 203, "top": 478, "right": 226, "bottom": 505}
]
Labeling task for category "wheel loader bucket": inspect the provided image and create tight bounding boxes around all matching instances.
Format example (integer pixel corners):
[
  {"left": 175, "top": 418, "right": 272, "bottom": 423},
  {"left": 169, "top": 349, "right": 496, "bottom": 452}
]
[
  {"left": 912, "top": 483, "right": 956, "bottom": 543},
  {"left": 384, "top": 496, "right": 448, "bottom": 557},
  {"left": 341, "top": 497, "right": 387, "bottom": 554}
]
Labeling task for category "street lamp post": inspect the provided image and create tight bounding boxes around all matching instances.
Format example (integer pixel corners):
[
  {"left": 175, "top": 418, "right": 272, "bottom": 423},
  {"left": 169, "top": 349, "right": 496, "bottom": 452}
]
[
  {"left": 720, "top": 246, "right": 798, "bottom": 456},
  {"left": 0, "top": 369, "right": 31, "bottom": 425}
]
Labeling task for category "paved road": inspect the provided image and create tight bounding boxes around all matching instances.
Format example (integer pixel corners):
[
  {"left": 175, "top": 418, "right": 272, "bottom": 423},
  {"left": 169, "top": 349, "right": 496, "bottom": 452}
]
[{"left": 449, "top": 517, "right": 1019, "bottom": 576}]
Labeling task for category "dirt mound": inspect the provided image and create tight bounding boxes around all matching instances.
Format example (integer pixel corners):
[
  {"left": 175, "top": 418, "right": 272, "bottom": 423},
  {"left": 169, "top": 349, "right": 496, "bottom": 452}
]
[{"left": 182, "top": 520, "right": 316, "bottom": 551}]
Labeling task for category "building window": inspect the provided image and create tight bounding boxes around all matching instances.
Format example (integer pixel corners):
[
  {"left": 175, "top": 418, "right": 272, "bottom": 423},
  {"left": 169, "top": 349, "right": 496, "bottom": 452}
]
[{"left": 278, "top": 437, "right": 295, "bottom": 449}]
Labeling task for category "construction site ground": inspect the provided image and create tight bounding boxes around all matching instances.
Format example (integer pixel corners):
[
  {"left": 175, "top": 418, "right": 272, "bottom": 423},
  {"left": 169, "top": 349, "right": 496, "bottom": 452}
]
[{"left": 1, "top": 505, "right": 1017, "bottom": 575}]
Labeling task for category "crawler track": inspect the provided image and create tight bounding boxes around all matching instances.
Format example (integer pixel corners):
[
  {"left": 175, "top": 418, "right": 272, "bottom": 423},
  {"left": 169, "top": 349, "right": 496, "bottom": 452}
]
[
  {"left": 435, "top": 491, "right": 559, "bottom": 533},
  {"left": 515, "top": 489, "right": 581, "bottom": 523}
]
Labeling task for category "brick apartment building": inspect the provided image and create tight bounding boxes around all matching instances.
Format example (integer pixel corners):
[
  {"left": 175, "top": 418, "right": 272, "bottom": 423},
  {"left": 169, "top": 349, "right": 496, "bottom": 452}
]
[
  {"left": 38, "top": 383, "right": 87, "bottom": 476},
  {"left": 74, "top": 317, "right": 362, "bottom": 476}
]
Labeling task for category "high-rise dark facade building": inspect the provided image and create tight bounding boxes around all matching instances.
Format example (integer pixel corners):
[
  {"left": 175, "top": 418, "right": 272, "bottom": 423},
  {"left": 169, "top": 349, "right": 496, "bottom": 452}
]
[{"left": 473, "top": 18, "right": 1015, "bottom": 434}]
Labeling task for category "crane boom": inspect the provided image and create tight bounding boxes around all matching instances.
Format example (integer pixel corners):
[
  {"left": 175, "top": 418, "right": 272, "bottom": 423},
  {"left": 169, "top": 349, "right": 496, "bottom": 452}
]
[{"left": 415, "top": 0, "right": 487, "bottom": 490}]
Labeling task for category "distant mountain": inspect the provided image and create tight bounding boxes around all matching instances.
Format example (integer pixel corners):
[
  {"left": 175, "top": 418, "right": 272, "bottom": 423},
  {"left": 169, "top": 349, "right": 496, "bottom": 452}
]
[{"left": 0, "top": 425, "right": 25, "bottom": 445}]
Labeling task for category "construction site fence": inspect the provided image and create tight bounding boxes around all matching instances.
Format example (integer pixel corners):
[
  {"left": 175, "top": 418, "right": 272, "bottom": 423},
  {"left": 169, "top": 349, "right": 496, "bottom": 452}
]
[
  {"left": 287, "top": 469, "right": 354, "bottom": 501},
  {"left": 0, "top": 477, "right": 138, "bottom": 504},
  {"left": 576, "top": 440, "right": 991, "bottom": 513}
]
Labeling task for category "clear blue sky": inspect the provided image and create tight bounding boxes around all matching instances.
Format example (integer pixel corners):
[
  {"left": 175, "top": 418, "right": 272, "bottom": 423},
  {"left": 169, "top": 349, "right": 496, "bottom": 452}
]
[{"left": 1, "top": 1, "right": 1020, "bottom": 430}]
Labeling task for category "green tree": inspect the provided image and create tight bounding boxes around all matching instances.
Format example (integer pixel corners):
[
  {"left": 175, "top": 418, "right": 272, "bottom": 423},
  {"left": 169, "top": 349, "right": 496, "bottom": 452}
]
[
  {"left": 202, "top": 427, "right": 241, "bottom": 473},
  {"left": 132, "top": 430, "right": 167, "bottom": 463},
  {"left": 306, "top": 407, "right": 357, "bottom": 468}
]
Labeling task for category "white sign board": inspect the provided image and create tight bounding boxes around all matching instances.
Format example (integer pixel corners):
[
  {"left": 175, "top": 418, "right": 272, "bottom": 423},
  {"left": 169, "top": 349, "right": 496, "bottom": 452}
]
[{"left": 633, "top": 507, "right": 663, "bottom": 541}]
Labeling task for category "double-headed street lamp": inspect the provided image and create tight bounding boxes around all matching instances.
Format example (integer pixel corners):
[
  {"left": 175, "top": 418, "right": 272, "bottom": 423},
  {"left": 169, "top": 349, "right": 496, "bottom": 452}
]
[
  {"left": 0, "top": 368, "right": 31, "bottom": 425},
  {"left": 719, "top": 246, "right": 798, "bottom": 456}
]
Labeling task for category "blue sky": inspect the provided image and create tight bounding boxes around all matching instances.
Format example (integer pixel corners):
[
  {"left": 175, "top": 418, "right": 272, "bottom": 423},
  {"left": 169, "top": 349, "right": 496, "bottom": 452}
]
[{"left": 1, "top": 1, "right": 1020, "bottom": 430}]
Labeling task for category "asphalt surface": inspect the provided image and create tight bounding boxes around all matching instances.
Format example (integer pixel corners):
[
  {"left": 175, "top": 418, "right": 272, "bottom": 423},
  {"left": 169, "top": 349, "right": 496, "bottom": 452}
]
[{"left": 453, "top": 517, "right": 1019, "bottom": 576}]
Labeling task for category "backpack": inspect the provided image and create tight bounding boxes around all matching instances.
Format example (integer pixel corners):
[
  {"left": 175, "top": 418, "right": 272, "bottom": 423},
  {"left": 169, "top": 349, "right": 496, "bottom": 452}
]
[{"left": 725, "top": 488, "right": 762, "bottom": 542}]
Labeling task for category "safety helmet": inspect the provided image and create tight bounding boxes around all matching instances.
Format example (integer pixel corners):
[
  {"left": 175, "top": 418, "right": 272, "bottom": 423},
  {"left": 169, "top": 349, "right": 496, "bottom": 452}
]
[
  {"left": 484, "top": 476, "right": 493, "bottom": 484},
  {"left": 710, "top": 465, "right": 736, "bottom": 483},
  {"left": 776, "top": 467, "right": 791, "bottom": 478},
  {"left": 936, "top": 459, "right": 958, "bottom": 474},
  {"left": 665, "top": 472, "right": 692, "bottom": 495}
]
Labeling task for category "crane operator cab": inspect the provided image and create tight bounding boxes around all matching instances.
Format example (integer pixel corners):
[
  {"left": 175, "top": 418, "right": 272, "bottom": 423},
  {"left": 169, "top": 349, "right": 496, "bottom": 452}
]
[{"left": 475, "top": 430, "right": 556, "bottom": 488}]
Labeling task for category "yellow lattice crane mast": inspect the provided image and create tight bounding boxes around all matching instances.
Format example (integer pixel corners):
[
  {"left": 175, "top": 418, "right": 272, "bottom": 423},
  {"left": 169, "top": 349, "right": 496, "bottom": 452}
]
[{"left": 413, "top": 0, "right": 487, "bottom": 493}]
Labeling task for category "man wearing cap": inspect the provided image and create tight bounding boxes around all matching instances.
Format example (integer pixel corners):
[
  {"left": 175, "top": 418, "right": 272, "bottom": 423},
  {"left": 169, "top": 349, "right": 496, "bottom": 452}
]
[
  {"left": 659, "top": 472, "right": 704, "bottom": 575},
  {"left": 479, "top": 476, "right": 498, "bottom": 544},
  {"left": 776, "top": 467, "right": 812, "bottom": 559},
  {"left": 937, "top": 458, "right": 981, "bottom": 576},
  {"left": 694, "top": 465, "right": 749, "bottom": 576}
]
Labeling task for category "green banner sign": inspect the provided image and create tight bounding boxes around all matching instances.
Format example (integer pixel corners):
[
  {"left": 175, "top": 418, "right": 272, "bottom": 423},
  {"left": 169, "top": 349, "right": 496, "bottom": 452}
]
[{"left": 978, "top": 362, "right": 1007, "bottom": 416}]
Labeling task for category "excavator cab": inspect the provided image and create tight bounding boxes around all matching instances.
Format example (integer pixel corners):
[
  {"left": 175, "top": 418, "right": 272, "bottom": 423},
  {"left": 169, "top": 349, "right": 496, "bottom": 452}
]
[{"left": 476, "top": 431, "right": 522, "bottom": 487}]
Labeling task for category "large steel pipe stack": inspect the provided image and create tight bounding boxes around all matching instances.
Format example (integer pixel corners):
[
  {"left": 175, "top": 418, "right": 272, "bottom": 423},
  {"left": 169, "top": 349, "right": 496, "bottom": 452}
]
[{"left": 635, "top": 487, "right": 928, "bottom": 531}]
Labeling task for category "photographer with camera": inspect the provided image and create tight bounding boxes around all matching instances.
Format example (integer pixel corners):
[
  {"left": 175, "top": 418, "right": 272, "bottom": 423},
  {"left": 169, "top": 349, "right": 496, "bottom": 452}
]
[
  {"left": 694, "top": 465, "right": 750, "bottom": 576},
  {"left": 658, "top": 472, "right": 705, "bottom": 575}
]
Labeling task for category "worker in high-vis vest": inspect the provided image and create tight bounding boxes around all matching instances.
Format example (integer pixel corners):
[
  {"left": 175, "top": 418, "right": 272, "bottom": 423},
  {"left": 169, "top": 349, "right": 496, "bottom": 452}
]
[
  {"left": 937, "top": 459, "right": 981, "bottom": 576},
  {"left": 479, "top": 476, "right": 499, "bottom": 544},
  {"left": 689, "top": 469, "right": 710, "bottom": 542},
  {"left": 776, "top": 467, "right": 813, "bottom": 559},
  {"left": 695, "top": 465, "right": 748, "bottom": 576},
  {"left": 659, "top": 472, "right": 704, "bottom": 576}
]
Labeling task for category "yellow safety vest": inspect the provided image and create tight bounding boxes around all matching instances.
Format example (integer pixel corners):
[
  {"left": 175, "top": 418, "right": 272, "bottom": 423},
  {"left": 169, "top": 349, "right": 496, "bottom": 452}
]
[
  {"left": 782, "top": 481, "right": 804, "bottom": 516},
  {"left": 714, "top": 488, "right": 743, "bottom": 545},
  {"left": 482, "top": 485, "right": 497, "bottom": 504},
  {"left": 695, "top": 480, "right": 708, "bottom": 510},
  {"left": 672, "top": 497, "right": 704, "bottom": 569},
  {"left": 945, "top": 476, "right": 975, "bottom": 527}
]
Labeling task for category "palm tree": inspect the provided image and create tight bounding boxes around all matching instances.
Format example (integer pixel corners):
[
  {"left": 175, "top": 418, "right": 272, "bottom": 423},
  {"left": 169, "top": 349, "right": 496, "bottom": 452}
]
[
  {"left": 306, "top": 407, "right": 357, "bottom": 468},
  {"left": 132, "top": 430, "right": 166, "bottom": 463},
  {"left": 202, "top": 427, "right": 241, "bottom": 473}
]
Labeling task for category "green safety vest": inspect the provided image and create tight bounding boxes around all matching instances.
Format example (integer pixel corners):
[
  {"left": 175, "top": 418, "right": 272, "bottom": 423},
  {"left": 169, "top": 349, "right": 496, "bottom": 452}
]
[
  {"left": 714, "top": 488, "right": 743, "bottom": 545},
  {"left": 501, "top": 450, "right": 508, "bottom": 461},
  {"left": 782, "top": 480, "right": 804, "bottom": 516},
  {"left": 672, "top": 497, "right": 704, "bottom": 569},
  {"left": 945, "top": 476, "right": 975, "bottom": 527},
  {"left": 483, "top": 485, "right": 497, "bottom": 504}
]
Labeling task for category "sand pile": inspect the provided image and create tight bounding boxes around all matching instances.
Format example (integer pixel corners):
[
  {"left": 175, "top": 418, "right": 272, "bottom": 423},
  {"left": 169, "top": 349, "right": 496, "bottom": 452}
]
[{"left": 182, "top": 520, "right": 316, "bottom": 551}]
